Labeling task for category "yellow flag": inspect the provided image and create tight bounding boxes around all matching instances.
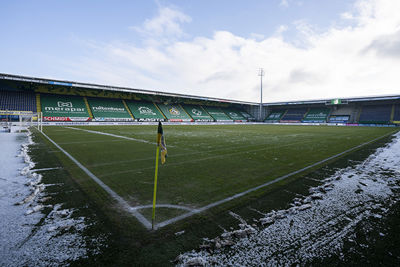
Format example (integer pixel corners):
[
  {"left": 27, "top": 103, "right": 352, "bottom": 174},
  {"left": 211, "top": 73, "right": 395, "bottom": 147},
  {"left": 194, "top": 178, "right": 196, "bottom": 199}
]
[{"left": 157, "top": 122, "right": 167, "bottom": 164}]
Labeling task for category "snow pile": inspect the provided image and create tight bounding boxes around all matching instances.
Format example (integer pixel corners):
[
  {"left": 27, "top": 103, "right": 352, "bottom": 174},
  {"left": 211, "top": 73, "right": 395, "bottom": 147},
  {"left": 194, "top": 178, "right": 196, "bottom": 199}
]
[{"left": 177, "top": 132, "right": 400, "bottom": 266}]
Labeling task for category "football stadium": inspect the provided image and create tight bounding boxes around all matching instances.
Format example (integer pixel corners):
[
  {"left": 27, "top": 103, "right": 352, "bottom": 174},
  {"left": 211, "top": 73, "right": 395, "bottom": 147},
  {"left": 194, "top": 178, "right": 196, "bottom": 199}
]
[
  {"left": 2, "top": 1, "right": 400, "bottom": 266},
  {"left": 1, "top": 72, "right": 400, "bottom": 265}
]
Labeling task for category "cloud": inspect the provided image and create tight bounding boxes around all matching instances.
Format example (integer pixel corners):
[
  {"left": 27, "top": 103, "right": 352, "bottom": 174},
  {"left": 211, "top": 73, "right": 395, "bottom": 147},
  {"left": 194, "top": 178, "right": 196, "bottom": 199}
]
[
  {"left": 341, "top": 12, "right": 354, "bottom": 20},
  {"left": 131, "top": 6, "right": 191, "bottom": 43},
  {"left": 363, "top": 29, "right": 400, "bottom": 58},
  {"left": 68, "top": 0, "right": 400, "bottom": 103},
  {"left": 288, "top": 69, "right": 324, "bottom": 85},
  {"left": 280, "top": 0, "right": 289, "bottom": 8},
  {"left": 250, "top": 33, "right": 265, "bottom": 40},
  {"left": 276, "top": 25, "right": 289, "bottom": 35}
]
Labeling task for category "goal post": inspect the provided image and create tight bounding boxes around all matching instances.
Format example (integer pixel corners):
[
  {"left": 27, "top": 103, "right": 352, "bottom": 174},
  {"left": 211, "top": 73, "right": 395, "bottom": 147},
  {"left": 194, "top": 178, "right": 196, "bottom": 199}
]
[
  {"left": 18, "top": 112, "right": 42, "bottom": 132},
  {"left": 0, "top": 111, "right": 43, "bottom": 132}
]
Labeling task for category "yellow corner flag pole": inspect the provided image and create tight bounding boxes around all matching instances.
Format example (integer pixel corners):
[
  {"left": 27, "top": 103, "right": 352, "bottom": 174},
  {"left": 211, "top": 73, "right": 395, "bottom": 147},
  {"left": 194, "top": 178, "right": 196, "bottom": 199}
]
[
  {"left": 152, "top": 122, "right": 164, "bottom": 230},
  {"left": 152, "top": 145, "right": 160, "bottom": 230}
]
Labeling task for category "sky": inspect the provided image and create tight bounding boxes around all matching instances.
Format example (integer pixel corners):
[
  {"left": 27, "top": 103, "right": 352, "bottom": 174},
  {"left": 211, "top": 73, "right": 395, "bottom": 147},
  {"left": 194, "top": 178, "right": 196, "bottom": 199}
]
[{"left": 1, "top": 0, "right": 400, "bottom": 103}]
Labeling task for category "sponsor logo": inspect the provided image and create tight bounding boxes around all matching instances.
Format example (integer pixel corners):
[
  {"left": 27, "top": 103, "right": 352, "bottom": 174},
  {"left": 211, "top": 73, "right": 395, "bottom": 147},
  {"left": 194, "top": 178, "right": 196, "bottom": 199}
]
[
  {"left": 307, "top": 112, "right": 327, "bottom": 118},
  {"left": 44, "top": 105, "right": 85, "bottom": 113},
  {"left": 44, "top": 116, "right": 90, "bottom": 122},
  {"left": 92, "top": 106, "right": 125, "bottom": 112},
  {"left": 269, "top": 113, "right": 281, "bottom": 119},
  {"left": 192, "top": 108, "right": 202, "bottom": 116},
  {"left": 58, "top": 101, "right": 73, "bottom": 108},
  {"left": 169, "top": 107, "right": 180, "bottom": 115},
  {"left": 44, "top": 117, "right": 70, "bottom": 121},
  {"left": 94, "top": 117, "right": 133, "bottom": 121},
  {"left": 138, "top": 106, "right": 156, "bottom": 115},
  {"left": 138, "top": 118, "right": 161, "bottom": 122}
]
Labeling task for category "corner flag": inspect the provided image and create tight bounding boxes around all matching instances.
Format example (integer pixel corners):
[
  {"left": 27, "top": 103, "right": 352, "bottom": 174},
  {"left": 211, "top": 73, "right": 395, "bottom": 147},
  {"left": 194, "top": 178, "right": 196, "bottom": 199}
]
[
  {"left": 152, "top": 121, "right": 167, "bottom": 229},
  {"left": 157, "top": 122, "right": 167, "bottom": 164}
]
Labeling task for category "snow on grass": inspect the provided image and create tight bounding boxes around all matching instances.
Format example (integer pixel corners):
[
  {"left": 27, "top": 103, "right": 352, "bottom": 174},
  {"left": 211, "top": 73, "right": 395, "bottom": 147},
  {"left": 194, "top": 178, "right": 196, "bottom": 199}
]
[
  {"left": 0, "top": 129, "right": 103, "bottom": 266},
  {"left": 177, "top": 132, "right": 400, "bottom": 266}
]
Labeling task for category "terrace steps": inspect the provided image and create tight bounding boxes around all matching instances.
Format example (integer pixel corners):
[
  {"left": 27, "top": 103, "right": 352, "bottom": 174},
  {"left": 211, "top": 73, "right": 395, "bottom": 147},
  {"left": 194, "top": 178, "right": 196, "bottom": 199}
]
[
  {"left": 36, "top": 94, "right": 41, "bottom": 113},
  {"left": 83, "top": 97, "right": 94, "bottom": 119},
  {"left": 122, "top": 99, "right": 135, "bottom": 120}
]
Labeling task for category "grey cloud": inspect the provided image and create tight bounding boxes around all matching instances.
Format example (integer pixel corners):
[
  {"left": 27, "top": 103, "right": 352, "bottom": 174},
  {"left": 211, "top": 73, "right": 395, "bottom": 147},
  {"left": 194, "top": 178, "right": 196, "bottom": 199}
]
[
  {"left": 363, "top": 29, "right": 400, "bottom": 58},
  {"left": 288, "top": 69, "right": 322, "bottom": 84},
  {"left": 199, "top": 71, "right": 236, "bottom": 84}
]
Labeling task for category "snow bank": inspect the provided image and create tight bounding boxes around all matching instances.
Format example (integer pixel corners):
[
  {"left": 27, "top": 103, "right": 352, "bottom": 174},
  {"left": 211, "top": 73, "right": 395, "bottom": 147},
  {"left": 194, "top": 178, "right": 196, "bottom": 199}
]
[{"left": 0, "top": 128, "right": 103, "bottom": 266}]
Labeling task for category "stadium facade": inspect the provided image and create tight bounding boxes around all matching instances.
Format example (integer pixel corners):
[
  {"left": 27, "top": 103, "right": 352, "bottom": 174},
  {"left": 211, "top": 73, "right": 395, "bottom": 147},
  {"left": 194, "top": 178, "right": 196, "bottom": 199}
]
[{"left": 0, "top": 73, "right": 399, "bottom": 126}]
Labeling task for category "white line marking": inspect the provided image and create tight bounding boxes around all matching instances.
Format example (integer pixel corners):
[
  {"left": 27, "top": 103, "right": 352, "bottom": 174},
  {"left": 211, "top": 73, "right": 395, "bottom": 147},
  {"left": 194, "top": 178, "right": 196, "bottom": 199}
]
[
  {"left": 65, "top": 126, "right": 156, "bottom": 145},
  {"left": 39, "top": 127, "right": 398, "bottom": 230},
  {"left": 40, "top": 131, "right": 153, "bottom": 230},
  {"left": 57, "top": 139, "right": 126, "bottom": 145},
  {"left": 154, "top": 130, "right": 398, "bottom": 229}
]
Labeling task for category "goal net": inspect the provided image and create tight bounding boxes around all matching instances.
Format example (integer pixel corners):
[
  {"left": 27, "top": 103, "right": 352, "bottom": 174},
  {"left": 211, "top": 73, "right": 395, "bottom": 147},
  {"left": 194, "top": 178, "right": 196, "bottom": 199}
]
[{"left": 0, "top": 111, "right": 43, "bottom": 133}]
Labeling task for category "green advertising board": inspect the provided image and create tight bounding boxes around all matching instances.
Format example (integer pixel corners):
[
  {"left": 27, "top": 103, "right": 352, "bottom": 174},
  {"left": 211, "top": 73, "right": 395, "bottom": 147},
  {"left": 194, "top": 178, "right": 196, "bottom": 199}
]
[
  {"left": 265, "top": 110, "right": 285, "bottom": 121},
  {"left": 182, "top": 104, "right": 213, "bottom": 121},
  {"left": 41, "top": 94, "right": 90, "bottom": 121},
  {"left": 125, "top": 101, "right": 165, "bottom": 121},
  {"left": 203, "top": 106, "right": 232, "bottom": 121},
  {"left": 302, "top": 108, "right": 330, "bottom": 122},
  {"left": 224, "top": 108, "right": 247, "bottom": 120},
  {"left": 88, "top": 98, "right": 132, "bottom": 121},
  {"left": 157, "top": 103, "right": 192, "bottom": 121}
]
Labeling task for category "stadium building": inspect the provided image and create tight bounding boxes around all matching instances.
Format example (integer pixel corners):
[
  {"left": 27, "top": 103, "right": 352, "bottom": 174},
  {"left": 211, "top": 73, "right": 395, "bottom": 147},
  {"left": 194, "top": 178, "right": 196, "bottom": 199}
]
[{"left": 0, "top": 72, "right": 399, "bottom": 127}]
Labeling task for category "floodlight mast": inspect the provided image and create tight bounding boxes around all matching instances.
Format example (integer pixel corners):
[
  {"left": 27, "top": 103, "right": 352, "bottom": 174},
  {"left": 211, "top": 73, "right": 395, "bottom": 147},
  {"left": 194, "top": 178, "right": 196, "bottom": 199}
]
[{"left": 258, "top": 68, "right": 265, "bottom": 121}]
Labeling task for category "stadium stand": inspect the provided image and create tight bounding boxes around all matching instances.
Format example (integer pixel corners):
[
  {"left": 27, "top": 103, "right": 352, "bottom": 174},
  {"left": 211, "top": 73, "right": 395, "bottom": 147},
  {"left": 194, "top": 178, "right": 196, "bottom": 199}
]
[
  {"left": 240, "top": 110, "right": 255, "bottom": 121},
  {"left": 223, "top": 108, "right": 247, "bottom": 121},
  {"left": 302, "top": 108, "right": 330, "bottom": 123},
  {"left": 35, "top": 85, "right": 142, "bottom": 100},
  {"left": 40, "top": 94, "right": 91, "bottom": 121},
  {"left": 280, "top": 108, "right": 307, "bottom": 122},
  {"left": 2, "top": 74, "right": 400, "bottom": 126},
  {"left": 328, "top": 105, "right": 353, "bottom": 123},
  {"left": 328, "top": 115, "right": 350, "bottom": 123},
  {"left": 392, "top": 104, "right": 400, "bottom": 124},
  {"left": 125, "top": 101, "right": 165, "bottom": 121},
  {"left": 265, "top": 109, "right": 286, "bottom": 122},
  {"left": 156, "top": 103, "right": 192, "bottom": 122},
  {"left": 358, "top": 104, "right": 392, "bottom": 124},
  {"left": 0, "top": 90, "right": 36, "bottom": 112},
  {"left": 87, "top": 98, "right": 133, "bottom": 121},
  {"left": 182, "top": 104, "right": 213, "bottom": 121},
  {"left": 203, "top": 106, "right": 233, "bottom": 121}
]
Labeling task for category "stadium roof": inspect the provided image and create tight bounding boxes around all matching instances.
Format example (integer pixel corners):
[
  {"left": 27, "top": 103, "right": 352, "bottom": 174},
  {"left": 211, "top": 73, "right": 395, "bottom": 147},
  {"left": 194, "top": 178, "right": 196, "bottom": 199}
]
[
  {"left": 264, "top": 94, "right": 400, "bottom": 106},
  {"left": 0, "top": 73, "right": 258, "bottom": 106},
  {"left": 1, "top": 73, "right": 399, "bottom": 107}
]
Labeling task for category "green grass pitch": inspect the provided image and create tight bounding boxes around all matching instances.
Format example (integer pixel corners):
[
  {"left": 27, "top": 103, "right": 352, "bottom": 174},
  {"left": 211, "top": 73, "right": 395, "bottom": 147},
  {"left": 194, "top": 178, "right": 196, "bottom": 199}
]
[{"left": 42, "top": 124, "right": 396, "bottom": 225}]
